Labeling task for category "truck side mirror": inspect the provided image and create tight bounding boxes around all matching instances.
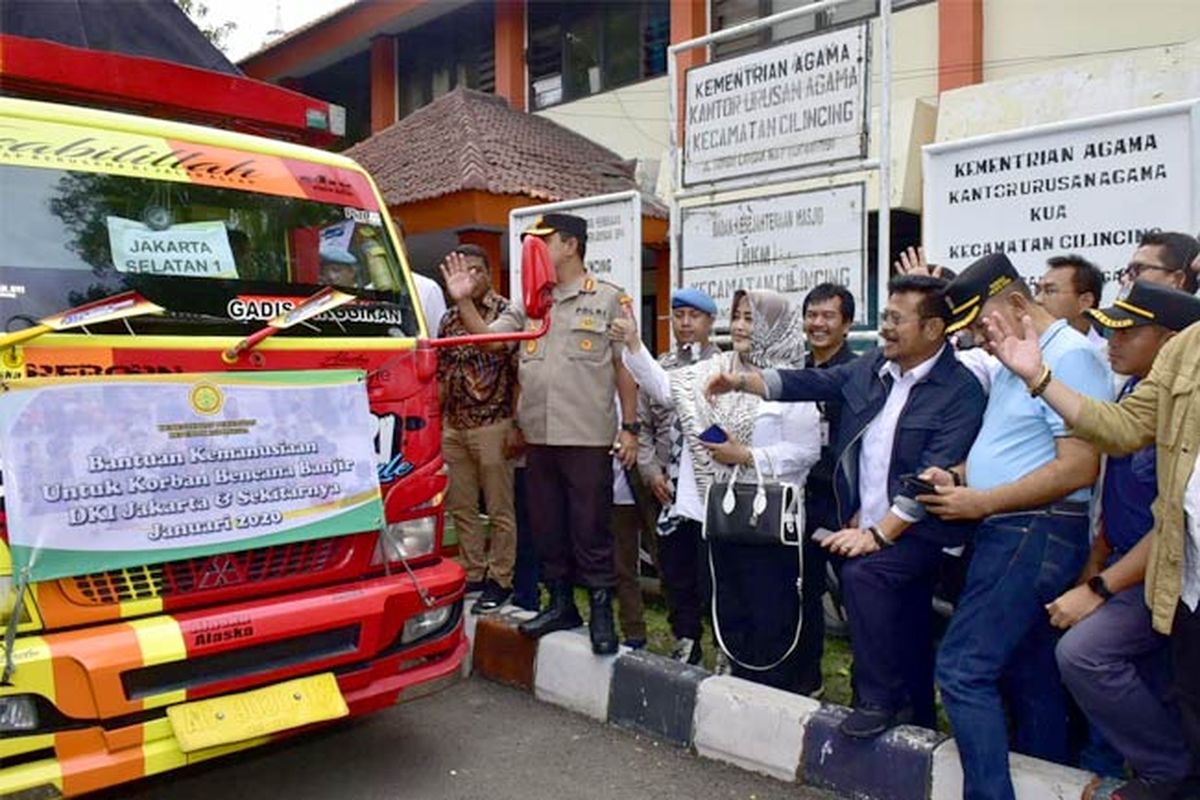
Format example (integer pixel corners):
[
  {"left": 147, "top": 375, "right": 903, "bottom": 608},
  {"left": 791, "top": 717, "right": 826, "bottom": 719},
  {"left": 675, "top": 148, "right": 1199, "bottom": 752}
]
[{"left": 521, "top": 235, "right": 555, "bottom": 321}]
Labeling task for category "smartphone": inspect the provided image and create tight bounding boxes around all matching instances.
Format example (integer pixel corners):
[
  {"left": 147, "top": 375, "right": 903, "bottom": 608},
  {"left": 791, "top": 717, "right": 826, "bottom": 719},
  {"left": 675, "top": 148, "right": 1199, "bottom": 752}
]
[
  {"left": 810, "top": 527, "right": 837, "bottom": 544},
  {"left": 900, "top": 473, "right": 938, "bottom": 496},
  {"left": 699, "top": 424, "right": 728, "bottom": 444}
]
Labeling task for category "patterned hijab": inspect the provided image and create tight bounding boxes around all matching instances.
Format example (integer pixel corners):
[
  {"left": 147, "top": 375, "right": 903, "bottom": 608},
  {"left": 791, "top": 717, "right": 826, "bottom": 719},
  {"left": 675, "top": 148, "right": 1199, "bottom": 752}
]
[
  {"left": 738, "top": 289, "right": 809, "bottom": 369},
  {"left": 671, "top": 290, "right": 807, "bottom": 490}
]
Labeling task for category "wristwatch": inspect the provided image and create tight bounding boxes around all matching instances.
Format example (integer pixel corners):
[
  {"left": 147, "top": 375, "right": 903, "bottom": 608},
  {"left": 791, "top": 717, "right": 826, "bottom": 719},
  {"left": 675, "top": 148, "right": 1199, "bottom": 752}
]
[
  {"left": 1087, "top": 574, "right": 1115, "bottom": 602},
  {"left": 620, "top": 422, "right": 642, "bottom": 435}
]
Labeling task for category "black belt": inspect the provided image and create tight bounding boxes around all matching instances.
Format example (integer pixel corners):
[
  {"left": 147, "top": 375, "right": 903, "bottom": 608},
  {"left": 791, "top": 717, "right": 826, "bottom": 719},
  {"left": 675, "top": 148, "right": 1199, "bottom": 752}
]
[{"left": 1040, "top": 500, "right": 1089, "bottom": 516}]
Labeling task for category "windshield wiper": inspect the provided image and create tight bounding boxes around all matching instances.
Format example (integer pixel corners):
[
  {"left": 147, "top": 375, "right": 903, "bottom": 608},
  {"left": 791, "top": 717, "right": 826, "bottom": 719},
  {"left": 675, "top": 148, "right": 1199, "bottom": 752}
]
[
  {"left": 0, "top": 291, "right": 164, "bottom": 353},
  {"left": 222, "top": 286, "right": 356, "bottom": 363}
]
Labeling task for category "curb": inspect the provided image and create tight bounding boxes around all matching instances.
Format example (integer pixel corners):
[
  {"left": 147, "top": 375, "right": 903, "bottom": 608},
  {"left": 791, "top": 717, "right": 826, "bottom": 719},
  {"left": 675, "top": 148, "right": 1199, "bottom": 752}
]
[{"left": 462, "top": 607, "right": 1094, "bottom": 800}]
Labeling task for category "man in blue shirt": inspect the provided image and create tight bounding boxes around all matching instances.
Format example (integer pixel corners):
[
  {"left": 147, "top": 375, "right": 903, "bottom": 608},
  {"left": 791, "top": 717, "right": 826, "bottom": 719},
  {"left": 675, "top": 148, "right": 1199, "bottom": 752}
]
[
  {"left": 1052, "top": 282, "right": 1200, "bottom": 800},
  {"left": 921, "top": 253, "right": 1113, "bottom": 800}
]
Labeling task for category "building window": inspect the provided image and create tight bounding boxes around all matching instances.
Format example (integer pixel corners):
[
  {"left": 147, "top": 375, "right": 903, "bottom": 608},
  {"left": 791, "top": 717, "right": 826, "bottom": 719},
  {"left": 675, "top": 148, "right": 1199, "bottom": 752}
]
[
  {"left": 712, "top": 0, "right": 929, "bottom": 59},
  {"left": 398, "top": 4, "right": 495, "bottom": 118},
  {"left": 529, "top": 1, "right": 670, "bottom": 111}
]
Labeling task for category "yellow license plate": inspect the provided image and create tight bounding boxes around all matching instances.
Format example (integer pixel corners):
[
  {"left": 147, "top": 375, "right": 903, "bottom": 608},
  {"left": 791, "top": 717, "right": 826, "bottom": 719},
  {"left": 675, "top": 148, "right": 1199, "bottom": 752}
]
[{"left": 167, "top": 673, "right": 348, "bottom": 753}]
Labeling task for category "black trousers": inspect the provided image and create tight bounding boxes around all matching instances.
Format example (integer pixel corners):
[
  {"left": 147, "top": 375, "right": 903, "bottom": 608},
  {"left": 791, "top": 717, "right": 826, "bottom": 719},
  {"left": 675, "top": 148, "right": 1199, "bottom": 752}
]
[
  {"left": 1171, "top": 600, "right": 1200, "bottom": 769},
  {"left": 525, "top": 444, "right": 615, "bottom": 588},
  {"left": 656, "top": 519, "right": 710, "bottom": 641},
  {"left": 838, "top": 535, "right": 945, "bottom": 727},
  {"left": 711, "top": 539, "right": 806, "bottom": 693}
]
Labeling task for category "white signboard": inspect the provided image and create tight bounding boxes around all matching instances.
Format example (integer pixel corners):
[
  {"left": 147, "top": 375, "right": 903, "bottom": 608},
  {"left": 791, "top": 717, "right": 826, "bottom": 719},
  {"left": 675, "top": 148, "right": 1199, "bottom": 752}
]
[
  {"left": 683, "top": 24, "right": 869, "bottom": 186},
  {"left": 508, "top": 192, "right": 643, "bottom": 322},
  {"left": 108, "top": 217, "right": 238, "bottom": 278},
  {"left": 924, "top": 102, "right": 1200, "bottom": 302},
  {"left": 0, "top": 371, "right": 383, "bottom": 581},
  {"left": 680, "top": 184, "right": 867, "bottom": 326}
]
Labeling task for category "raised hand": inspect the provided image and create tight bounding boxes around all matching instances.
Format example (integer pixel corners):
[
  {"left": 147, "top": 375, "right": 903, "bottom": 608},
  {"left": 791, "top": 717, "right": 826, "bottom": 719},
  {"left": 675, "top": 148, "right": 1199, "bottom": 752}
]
[
  {"left": 440, "top": 251, "right": 480, "bottom": 302},
  {"left": 983, "top": 311, "right": 1044, "bottom": 384},
  {"left": 607, "top": 302, "right": 640, "bottom": 350},
  {"left": 893, "top": 246, "right": 940, "bottom": 278}
]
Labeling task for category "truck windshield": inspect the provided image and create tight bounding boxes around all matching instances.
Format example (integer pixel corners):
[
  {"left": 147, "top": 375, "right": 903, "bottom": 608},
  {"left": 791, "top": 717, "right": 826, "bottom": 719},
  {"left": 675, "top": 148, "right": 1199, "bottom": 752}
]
[{"left": 0, "top": 164, "right": 418, "bottom": 338}]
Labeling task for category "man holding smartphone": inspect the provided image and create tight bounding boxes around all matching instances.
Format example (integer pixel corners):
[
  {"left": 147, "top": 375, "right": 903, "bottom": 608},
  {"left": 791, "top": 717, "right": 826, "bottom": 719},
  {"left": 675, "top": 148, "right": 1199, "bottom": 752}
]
[{"left": 706, "top": 275, "right": 986, "bottom": 738}]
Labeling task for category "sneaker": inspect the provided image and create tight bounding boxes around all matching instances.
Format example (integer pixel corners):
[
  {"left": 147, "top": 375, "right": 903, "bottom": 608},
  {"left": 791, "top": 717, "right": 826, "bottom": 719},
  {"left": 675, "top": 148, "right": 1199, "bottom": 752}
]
[
  {"left": 622, "top": 638, "right": 647, "bottom": 650},
  {"left": 713, "top": 650, "right": 732, "bottom": 676},
  {"left": 670, "top": 637, "right": 702, "bottom": 665},
  {"left": 470, "top": 580, "right": 512, "bottom": 615}
]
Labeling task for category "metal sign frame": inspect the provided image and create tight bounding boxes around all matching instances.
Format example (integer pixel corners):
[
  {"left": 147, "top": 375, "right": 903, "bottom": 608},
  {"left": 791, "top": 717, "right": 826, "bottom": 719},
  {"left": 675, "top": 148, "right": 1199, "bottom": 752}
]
[
  {"left": 667, "top": 0, "right": 893, "bottom": 329},
  {"left": 507, "top": 190, "right": 644, "bottom": 322}
]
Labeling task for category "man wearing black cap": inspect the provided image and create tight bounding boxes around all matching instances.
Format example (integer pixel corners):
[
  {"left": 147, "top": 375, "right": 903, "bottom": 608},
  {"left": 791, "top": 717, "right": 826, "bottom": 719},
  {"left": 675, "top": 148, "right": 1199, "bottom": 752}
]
[
  {"left": 920, "top": 252, "right": 1113, "bottom": 800},
  {"left": 442, "top": 212, "right": 640, "bottom": 655},
  {"left": 635, "top": 286, "right": 721, "bottom": 665},
  {"left": 1049, "top": 282, "right": 1200, "bottom": 800}
]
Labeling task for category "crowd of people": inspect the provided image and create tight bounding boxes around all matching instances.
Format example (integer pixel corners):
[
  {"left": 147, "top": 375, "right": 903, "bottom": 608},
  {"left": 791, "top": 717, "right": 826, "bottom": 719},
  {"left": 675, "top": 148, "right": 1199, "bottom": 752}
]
[{"left": 430, "top": 212, "right": 1200, "bottom": 800}]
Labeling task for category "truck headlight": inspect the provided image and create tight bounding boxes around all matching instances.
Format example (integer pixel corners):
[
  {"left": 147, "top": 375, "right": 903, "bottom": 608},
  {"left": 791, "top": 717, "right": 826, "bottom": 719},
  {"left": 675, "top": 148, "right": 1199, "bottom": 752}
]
[
  {"left": 400, "top": 605, "right": 453, "bottom": 644},
  {"left": 372, "top": 517, "right": 436, "bottom": 564},
  {"left": 0, "top": 695, "right": 39, "bottom": 733}
]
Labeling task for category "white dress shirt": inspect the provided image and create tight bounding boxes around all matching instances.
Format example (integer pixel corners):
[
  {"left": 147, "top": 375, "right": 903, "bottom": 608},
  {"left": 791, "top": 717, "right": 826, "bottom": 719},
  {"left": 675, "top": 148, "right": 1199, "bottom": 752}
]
[
  {"left": 412, "top": 273, "right": 447, "bottom": 337},
  {"left": 858, "top": 346, "right": 945, "bottom": 529},
  {"left": 623, "top": 346, "right": 821, "bottom": 523}
]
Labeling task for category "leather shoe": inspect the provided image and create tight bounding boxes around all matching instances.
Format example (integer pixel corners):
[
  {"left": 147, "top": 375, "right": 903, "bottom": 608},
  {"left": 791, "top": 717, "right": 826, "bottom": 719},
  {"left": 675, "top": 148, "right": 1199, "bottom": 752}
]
[
  {"left": 518, "top": 582, "right": 582, "bottom": 638},
  {"left": 587, "top": 588, "right": 618, "bottom": 655},
  {"left": 839, "top": 704, "right": 910, "bottom": 739}
]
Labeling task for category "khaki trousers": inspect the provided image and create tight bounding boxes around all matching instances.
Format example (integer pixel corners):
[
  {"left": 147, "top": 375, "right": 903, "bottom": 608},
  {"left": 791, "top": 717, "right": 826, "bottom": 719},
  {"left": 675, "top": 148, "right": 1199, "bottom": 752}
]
[
  {"left": 612, "top": 504, "right": 647, "bottom": 641},
  {"left": 443, "top": 419, "right": 516, "bottom": 587}
]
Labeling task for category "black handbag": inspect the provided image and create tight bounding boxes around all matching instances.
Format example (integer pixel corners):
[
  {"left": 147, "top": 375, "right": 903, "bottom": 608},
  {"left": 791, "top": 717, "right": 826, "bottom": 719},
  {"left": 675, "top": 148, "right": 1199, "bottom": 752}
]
[
  {"left": 702, "top": 460, "right": 802, "bottom": 547},
  {"left": 703, "top": 457, "right": 806, "bottom": 672}
]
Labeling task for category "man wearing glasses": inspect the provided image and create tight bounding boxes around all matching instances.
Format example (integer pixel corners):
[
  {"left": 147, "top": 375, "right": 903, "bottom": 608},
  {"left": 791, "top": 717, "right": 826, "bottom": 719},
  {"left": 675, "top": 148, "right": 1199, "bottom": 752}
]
[
  {"left": 706, "top": 275, "right": 986, "bottom": 739},
  {"left": 1122, "top": 231, "right": 1199, "bottom": 294}
]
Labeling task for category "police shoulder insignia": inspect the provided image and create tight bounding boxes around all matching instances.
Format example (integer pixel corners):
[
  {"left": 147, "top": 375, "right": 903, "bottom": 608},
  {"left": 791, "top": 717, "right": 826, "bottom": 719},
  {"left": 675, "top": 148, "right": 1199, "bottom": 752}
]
[
  {"left": 582, "top": 277, "right": 596, "bottom": 292},
  {"left": 526, "top": 340, "right": 538, "bottom": 354}
]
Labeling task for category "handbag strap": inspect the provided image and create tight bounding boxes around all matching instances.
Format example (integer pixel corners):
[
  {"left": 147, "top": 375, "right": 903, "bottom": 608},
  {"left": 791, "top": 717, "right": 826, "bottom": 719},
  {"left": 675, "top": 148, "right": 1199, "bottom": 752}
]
[{"left": 708, "top": 538, "right": 804, "bottom": 673}]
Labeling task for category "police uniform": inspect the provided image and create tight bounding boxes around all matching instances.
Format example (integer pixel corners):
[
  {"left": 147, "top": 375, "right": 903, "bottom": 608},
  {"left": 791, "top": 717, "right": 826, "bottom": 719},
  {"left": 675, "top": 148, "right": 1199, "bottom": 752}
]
[{"left": 488, "top": 219, "right": 632, "bottom": 594}]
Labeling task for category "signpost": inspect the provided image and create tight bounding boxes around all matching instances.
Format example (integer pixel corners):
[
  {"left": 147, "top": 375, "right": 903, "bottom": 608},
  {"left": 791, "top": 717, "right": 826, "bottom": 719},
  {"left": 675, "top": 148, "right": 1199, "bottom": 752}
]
[
  {"left": 683, "top": 23, "right": 869, "bottom": 187},
  {"left": 924, "top": 101, "right": 1200, "bottom": 301},
  {"left": 680, "top": 184, "right": 867, "bottom": 325},
  {"left": 508, "top": 191, "right": 643, "bottom": 322}
]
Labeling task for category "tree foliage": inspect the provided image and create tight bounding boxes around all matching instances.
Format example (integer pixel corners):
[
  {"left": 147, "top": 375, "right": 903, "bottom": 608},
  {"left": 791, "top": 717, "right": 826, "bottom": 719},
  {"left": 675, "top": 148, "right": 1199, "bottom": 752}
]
[{"left": 174, "top": 0, "right": 237, "bottom": 52}]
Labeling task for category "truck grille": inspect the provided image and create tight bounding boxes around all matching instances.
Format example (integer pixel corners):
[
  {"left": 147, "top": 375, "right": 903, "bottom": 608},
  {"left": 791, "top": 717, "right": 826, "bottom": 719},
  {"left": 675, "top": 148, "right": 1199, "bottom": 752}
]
[{"left": 64, "top": 537, "right": 355, "bottom": 605}]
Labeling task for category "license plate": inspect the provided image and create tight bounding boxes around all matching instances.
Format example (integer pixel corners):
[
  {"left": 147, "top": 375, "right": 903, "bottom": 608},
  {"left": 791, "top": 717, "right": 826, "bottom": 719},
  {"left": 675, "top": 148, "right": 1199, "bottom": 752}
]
[{"left": 167, "top": 673, "right": 348, "bottom": 753}]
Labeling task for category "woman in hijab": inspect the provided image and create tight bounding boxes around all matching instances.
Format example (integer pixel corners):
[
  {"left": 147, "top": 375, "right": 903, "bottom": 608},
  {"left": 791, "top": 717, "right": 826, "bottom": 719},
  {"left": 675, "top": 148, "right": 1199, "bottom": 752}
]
[{"left": 611, "top": 289, "right": 821, "bottom": 692}]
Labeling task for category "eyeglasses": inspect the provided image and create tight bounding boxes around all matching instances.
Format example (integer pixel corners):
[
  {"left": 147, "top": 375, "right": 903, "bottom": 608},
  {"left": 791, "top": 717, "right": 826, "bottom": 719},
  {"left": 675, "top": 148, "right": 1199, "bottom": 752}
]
[
  {"left": 880, "top": 310, "right": 935, "bottom": 327},
  {"left": 1124, "top": 261, "right": 1179, "bottom": 281}
]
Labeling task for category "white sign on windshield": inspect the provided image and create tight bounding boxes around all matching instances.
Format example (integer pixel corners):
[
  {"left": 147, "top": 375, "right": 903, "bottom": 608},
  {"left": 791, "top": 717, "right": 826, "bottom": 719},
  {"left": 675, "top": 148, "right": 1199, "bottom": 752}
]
[
  {"left": 923, "top": 102, "right": 1200, "bottom": 302},
  {"left": 683, "top": 23, "right": 869, "bottom": 186},
  {"left": 107, "top": 217, "right": 238, "bottom": 279},
  {"left": 680, "top": 184, "right": 867, "bottom": 326}
]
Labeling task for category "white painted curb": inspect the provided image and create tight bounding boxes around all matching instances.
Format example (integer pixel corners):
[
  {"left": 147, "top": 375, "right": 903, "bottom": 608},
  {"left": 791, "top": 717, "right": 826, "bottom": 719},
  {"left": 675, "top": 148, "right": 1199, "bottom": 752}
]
[
  {"left": 692, "top": 675, "right": 821, "bottom": 782},
  {"left": 931, "top": 739, "right": 1093, "bottom": 800},
  {"left": 533, "top": 628, "right": 621, "bottom": 721}
]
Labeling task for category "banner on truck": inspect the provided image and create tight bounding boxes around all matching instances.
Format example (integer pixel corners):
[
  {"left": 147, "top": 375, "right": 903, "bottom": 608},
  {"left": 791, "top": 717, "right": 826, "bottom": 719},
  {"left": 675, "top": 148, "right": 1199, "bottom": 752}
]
[
  {"left": 923, "top": 102, "right": 1200, "bottom": 303},
  {"left": 680, "top": 183, "right": 867, "bottom": 326},
  {"left": 0, "top": 370, "right": 384, "bottom": 582}
]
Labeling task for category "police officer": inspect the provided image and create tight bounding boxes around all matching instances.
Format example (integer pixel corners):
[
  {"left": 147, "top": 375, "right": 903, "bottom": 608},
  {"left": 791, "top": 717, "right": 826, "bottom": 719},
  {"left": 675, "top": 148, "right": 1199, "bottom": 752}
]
[{"left": 442, "top": 213, "right": 639, "bottom": 655}]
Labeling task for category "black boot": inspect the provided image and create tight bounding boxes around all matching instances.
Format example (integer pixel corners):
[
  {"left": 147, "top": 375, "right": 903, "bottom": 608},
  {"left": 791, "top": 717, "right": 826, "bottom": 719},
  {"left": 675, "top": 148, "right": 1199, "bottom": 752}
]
[
  {"left": 587, "top": 588, "right": 618, "bottom": 655},
  {"left": 518, "top": 581, "right": 582, "bottom": 638}
]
